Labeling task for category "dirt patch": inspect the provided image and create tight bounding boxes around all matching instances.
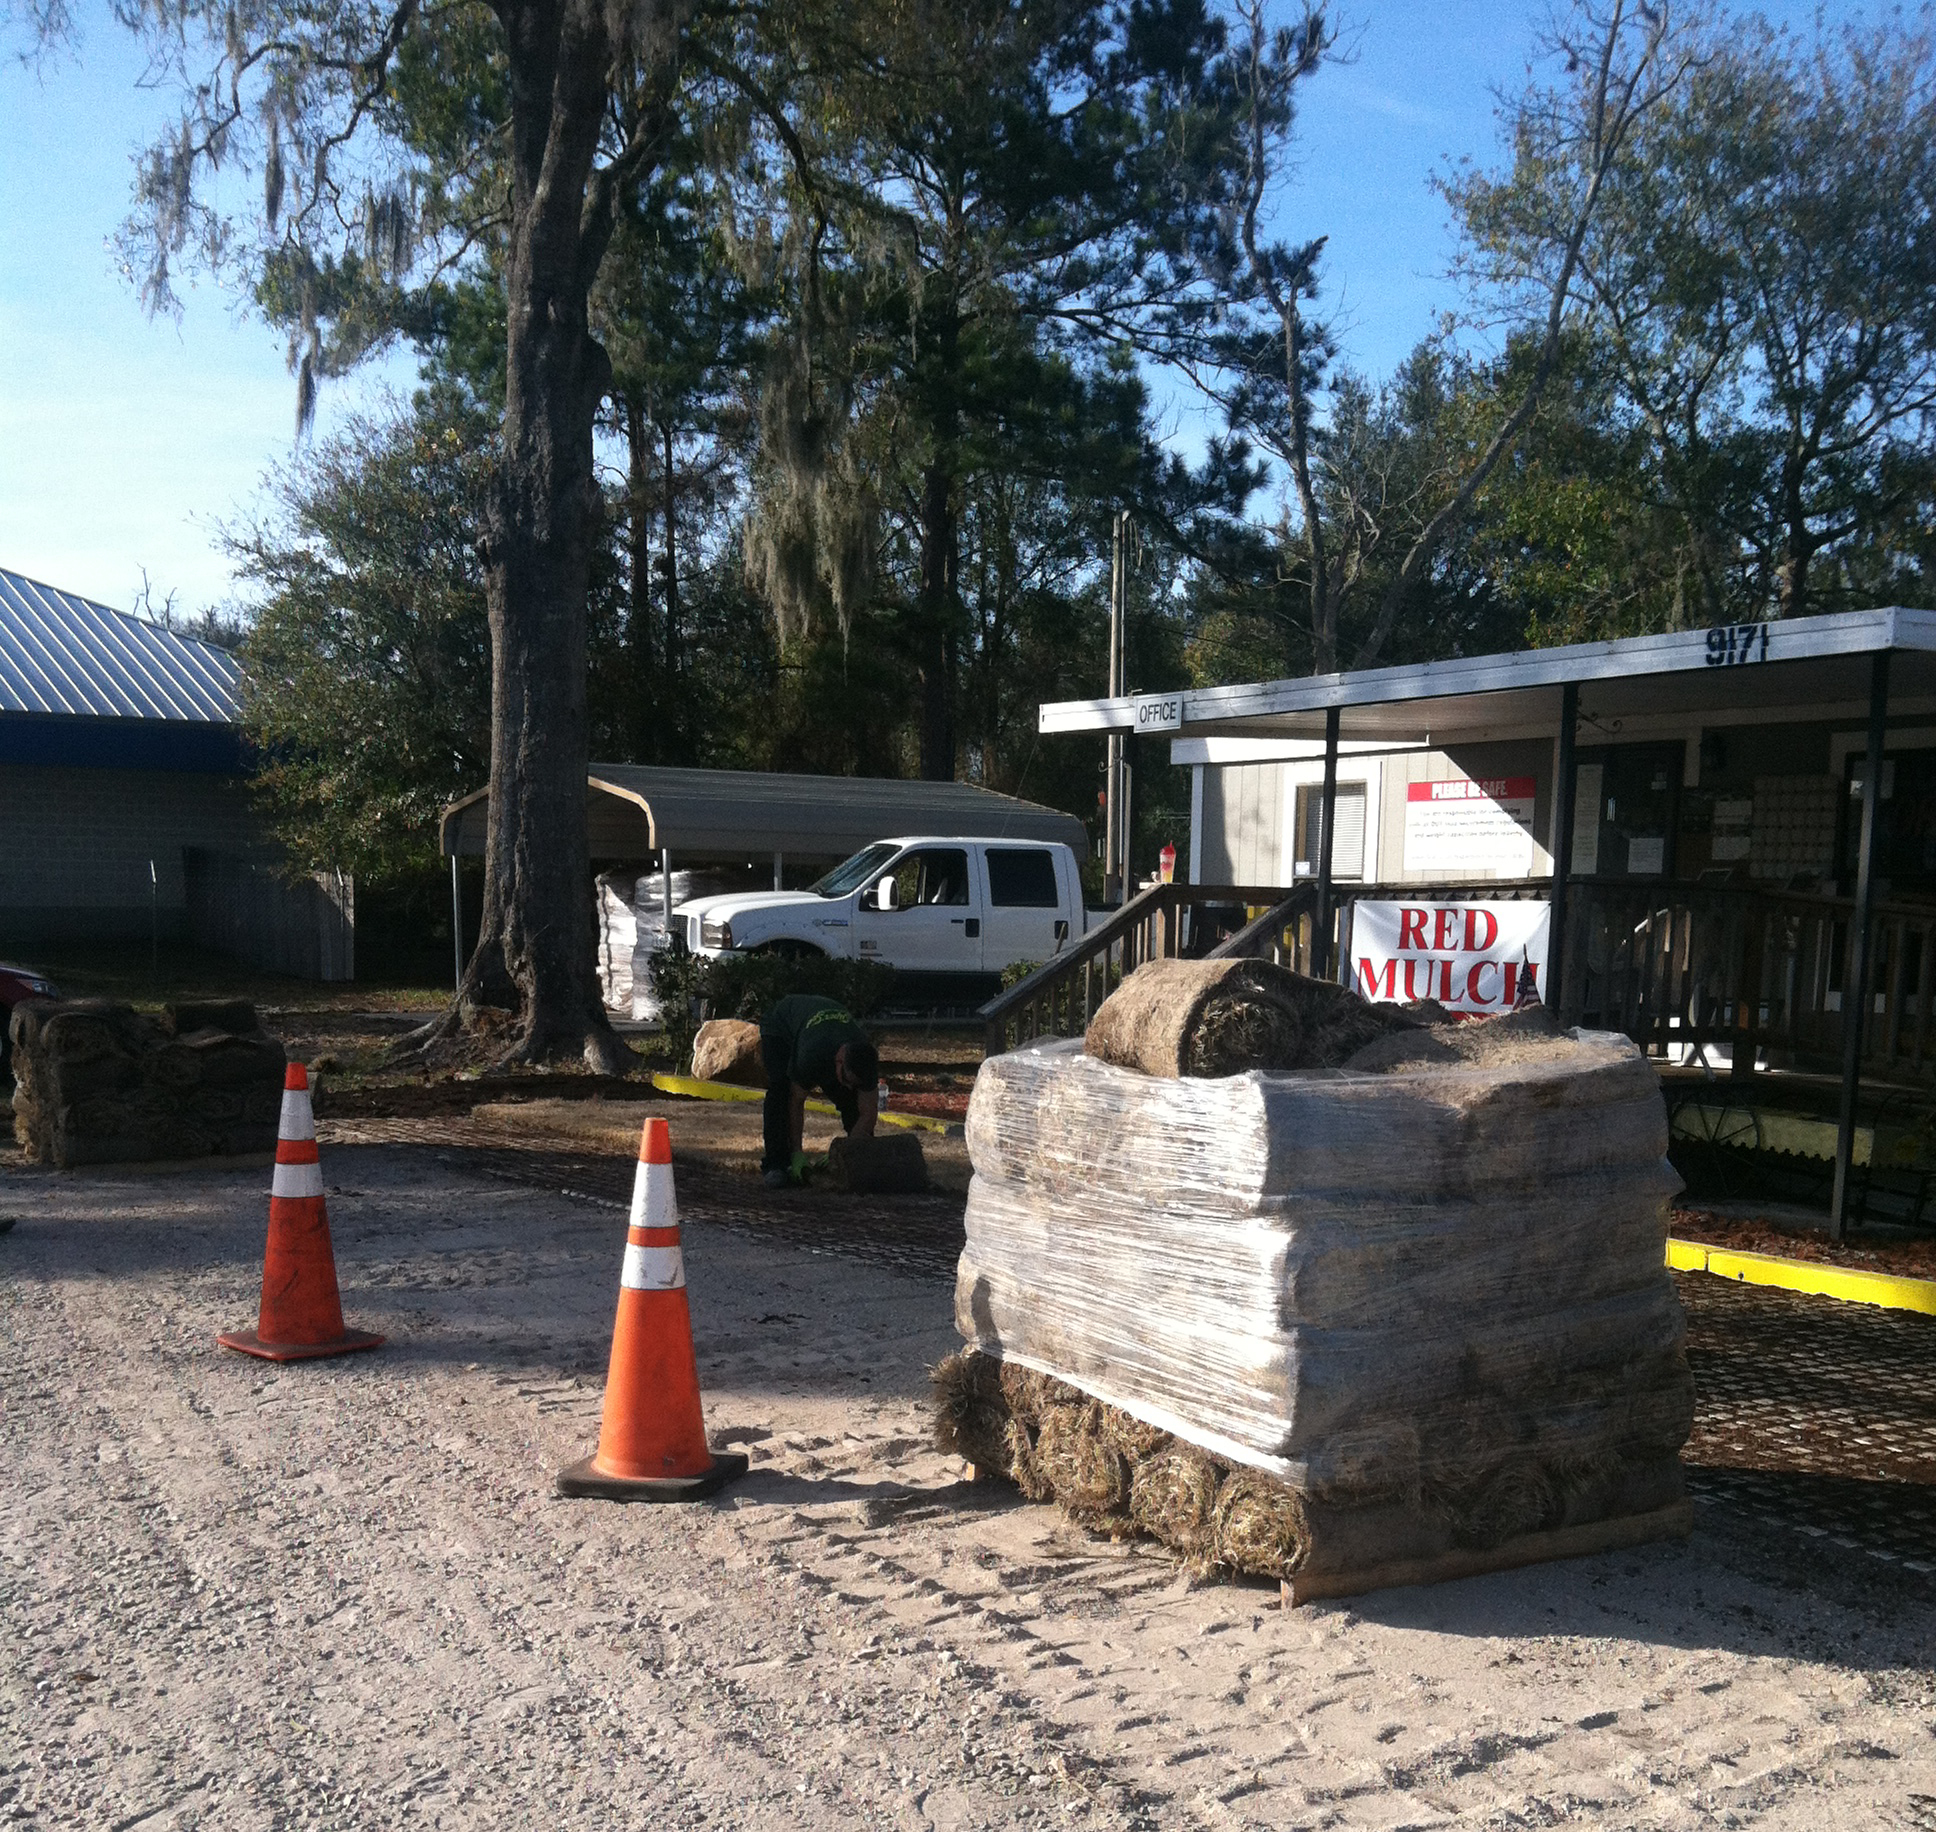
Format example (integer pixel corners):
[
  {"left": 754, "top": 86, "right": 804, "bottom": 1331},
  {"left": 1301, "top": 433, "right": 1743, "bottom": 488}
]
[
  {"left": 872, "top": 1026, "right": 986, "bottom": 1070},
  {"left": 297, "top": 1029, "right": 973, "bottom": 1126},
  {"left": 468, "top": 1094, "right": 974, "bottom": 1193},
  {"left": 314, "top": 1071, "right": 657, "bottom": 1120}
]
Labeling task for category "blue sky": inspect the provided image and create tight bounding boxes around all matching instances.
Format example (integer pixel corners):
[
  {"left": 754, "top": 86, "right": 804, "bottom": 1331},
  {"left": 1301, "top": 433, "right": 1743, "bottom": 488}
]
[
  {"left": 0, "top": 1, "right": 1849, "bottom": 621},
  {"left": 0, "top": 24, "right": 412, "bottom": 619}
]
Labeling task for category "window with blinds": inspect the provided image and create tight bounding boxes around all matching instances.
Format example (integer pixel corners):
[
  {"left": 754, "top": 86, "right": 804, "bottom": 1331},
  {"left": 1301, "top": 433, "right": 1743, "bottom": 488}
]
[{"left": 1293, "top": 782, "right": 1368, "bottom": 878}]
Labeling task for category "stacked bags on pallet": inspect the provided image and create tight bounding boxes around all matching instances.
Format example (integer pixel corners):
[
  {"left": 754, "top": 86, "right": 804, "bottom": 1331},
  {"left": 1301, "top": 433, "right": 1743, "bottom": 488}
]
[
  {"left": 596, "top": 868, "right": 767, "bottom": 1021},
  {"left": 939, "top": 959, "right": 1694, "bottom": 1599},
  {"left": 596, "top": 872, "right": 666, "bottom": 1021}
]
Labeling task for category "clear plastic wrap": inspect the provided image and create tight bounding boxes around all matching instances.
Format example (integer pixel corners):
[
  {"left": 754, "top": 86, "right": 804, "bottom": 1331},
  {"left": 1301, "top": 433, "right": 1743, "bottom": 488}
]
[{"left": 955, "top": 1034, "right": 1693, "bottom": 1515}]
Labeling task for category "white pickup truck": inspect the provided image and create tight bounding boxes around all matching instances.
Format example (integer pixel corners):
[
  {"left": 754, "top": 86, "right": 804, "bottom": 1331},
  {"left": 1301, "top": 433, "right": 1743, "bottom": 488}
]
[{"left": 674, "top": 837, "right": 1087, "bottom": 984}]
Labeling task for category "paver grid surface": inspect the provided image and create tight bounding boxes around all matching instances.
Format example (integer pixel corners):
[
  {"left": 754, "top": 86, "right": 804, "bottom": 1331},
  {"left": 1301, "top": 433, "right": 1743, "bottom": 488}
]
[
  {"left": 323, "top": 1114, "right": 1936, "bottom": 1568},
  {"left": 1681, "top": 1274, "right": 1936, "bottom": 1572}
]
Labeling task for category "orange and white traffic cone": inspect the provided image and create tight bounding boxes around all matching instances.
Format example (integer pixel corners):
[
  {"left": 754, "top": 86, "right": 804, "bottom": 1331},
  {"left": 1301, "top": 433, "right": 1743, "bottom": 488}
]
[
  {"left": 558, "top": 1116, "right": 748, "bottom": 1502},
  {"left": 217, "top": 1062, "right": 384, "bottom": 1363}
]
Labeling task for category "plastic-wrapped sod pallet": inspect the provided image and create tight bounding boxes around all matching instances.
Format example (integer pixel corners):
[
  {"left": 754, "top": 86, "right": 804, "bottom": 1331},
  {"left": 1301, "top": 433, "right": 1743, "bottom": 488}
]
[{"left": 954, "top": 1031, "right": 1695, "bottom": 1602}]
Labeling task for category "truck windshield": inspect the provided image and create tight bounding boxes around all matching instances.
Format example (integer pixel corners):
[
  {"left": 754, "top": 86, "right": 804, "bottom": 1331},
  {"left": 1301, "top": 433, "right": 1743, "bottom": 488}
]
[{"left": 807, "top": 842, "right": 902, "bottom": 899}]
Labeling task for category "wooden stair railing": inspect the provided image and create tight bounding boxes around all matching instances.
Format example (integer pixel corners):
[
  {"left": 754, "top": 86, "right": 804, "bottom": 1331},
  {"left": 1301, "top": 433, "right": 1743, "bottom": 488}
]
[
  {"left": 1205, "top": 884, "right": 1319, "bottom": 968},
  {"left": 979, "top": 883, "right": 1312, "bottom": 1057}
]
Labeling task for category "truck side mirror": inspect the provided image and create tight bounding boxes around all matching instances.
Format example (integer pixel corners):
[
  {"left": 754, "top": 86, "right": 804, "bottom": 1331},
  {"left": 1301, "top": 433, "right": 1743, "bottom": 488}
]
[{"left": 876, "top": 875, "right": 899, "bottom": 912}]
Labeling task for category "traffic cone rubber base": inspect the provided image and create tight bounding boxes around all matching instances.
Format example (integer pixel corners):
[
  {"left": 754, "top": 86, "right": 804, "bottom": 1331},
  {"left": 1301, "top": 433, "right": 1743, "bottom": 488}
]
[
  {"left": 555, "top": 1448, "right": 749, "bottom": 1504},
  {"left": 217, "top": 1326, "right": 385, "bottom": 1363}
]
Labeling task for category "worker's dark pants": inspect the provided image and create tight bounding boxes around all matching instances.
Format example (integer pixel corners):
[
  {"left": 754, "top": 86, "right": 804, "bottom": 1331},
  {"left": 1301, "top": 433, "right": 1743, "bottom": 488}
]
[
  {"left": 759, "top": 1029, "right": 858, "bottom": 1171},
  {"left": 760, "top": 1032, "right": 793, "bottom": 1172}
]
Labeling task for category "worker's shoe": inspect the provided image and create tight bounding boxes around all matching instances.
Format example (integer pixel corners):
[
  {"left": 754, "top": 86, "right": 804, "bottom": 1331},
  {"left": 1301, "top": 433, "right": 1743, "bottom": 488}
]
[{"left": 762, "top": 1167, "right": 790, "bottom": 1190}]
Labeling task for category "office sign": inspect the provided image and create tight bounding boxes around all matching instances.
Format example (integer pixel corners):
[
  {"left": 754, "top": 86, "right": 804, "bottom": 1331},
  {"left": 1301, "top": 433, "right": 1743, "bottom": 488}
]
[{"left": 1133, "top": 691, "right": 1184, "bottom": 733}]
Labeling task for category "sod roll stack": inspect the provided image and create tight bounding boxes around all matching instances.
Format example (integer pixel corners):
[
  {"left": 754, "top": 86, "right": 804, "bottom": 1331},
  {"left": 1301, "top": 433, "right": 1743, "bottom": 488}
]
[
  {"left": 951, "top": 1021, "right": 1694, "bottom": 1597},
  {"left": 10, "top": 999, "right": 287, "bottom": 1168}
]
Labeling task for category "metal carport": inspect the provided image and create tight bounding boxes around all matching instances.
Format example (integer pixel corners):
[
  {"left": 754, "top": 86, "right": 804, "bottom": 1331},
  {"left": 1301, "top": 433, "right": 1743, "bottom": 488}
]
[{"left": 439, "top": 763, "right": 1087, "bottom": 868}]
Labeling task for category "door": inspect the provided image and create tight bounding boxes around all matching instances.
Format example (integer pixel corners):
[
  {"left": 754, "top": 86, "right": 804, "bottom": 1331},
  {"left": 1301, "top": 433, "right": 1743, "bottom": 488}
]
[
  {"left": 980, "top": 845, "right": 1065, "bottom": 971},
  {"left": 1576, "top": 743, "right": 1683, "bottom": 879},
  {"left": 1840, "top": 750, "right": 1936, "bottom": 893},
  {"left": 852, "top": 846, "right": 981, "bottom": 971}
]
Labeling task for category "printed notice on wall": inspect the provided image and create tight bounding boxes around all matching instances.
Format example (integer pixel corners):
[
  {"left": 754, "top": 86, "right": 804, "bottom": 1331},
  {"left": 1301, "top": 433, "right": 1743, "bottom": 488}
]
[
  {"left": 1627, "top": 835, "right": 1666, "bottom": 876},
  {"left": 1353, "top": 901, "right": 1552, "bottom": 1015},
  {"left": 1402, "top": 776, "right": 1538, "bottom": 876},
  {"left": 1711, "top": 797, "right": 1753, "bottom": 863},
  {"left": 1570, "top": 764, "right": 1604, "bottom": 874}
]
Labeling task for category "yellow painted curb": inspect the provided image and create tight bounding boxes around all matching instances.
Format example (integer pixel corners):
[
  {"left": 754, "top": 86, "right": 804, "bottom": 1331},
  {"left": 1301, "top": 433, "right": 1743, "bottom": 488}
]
[
  {"left": 1665, "top": 1237, "right": 1709, "bottom": 1273},
  {"left": 1666, "top": 1236, "right": 1936, "bottom": 1317},
  {"left": 651, "top": 1070, "right": 761, "bottom": 1105},
  {"left": 647, "top": 1071, "right": 956, "bottom": 1135}
]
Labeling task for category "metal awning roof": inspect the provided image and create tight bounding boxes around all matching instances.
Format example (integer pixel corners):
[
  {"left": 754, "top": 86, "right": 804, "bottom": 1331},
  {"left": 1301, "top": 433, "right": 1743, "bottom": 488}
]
[
  {"left": 440, "top": 763, "right": 1090, "bottom": 861},
  {"left": 1040, "top": 607, "right": 1936, "bottom": 746},
  {"left": 0, "top": 566, "right": 241, "bottom": 722}
]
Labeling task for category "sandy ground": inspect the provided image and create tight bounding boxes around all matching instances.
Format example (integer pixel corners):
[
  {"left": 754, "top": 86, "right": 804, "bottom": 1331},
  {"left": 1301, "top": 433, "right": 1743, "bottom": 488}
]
[{"left": 4, "top": 1146, "right": 1936, "bottom": 1831}]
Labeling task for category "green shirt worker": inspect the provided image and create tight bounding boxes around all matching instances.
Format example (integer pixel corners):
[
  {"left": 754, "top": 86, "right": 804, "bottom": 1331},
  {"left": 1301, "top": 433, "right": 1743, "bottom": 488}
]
[{"left": 760, "top": 994, "right": 880, "bottom": 1187}]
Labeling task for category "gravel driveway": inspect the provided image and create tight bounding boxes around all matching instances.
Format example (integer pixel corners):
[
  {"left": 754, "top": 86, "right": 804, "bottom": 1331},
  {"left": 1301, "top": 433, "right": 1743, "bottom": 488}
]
[{"left": 4, "top": 1145, "right": 1933, "bottom": 1830}]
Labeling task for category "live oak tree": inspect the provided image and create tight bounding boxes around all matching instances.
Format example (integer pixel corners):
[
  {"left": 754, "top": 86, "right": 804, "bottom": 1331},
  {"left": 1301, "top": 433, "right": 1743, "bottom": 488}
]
[{"left": 53, "top": 0, "right": 834, "bottom": 1070}]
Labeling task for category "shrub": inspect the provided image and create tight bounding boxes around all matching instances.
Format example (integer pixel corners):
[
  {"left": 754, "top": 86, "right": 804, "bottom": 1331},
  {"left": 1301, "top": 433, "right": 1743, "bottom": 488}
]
[{"left": 649, "top": 936, "right": 896, "bottom": 1070}]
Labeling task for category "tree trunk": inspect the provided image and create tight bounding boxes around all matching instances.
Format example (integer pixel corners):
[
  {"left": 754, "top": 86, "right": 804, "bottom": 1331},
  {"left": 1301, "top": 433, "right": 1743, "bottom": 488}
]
[
  {"left": 1777, "top": 457, "right": 1812, "bottom": 618},
  {"left": 625, "top": 394, "right": 656, "bottom": 678},
  {"left": 1280, "top": 301, "right": 1336, "bottom": 675},
  {"left": 917, "top": 457, "right": 958, "bottom": 781},
  {"left": 441, "top": 0, "right": 630, "bottom": 1072},
  {"left": 662, "top": 416, "right": 681, "bottom": 755}
]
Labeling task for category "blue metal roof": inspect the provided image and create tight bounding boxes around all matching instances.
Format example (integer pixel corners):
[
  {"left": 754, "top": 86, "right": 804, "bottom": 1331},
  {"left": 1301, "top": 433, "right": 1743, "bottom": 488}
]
[{"left": 0, "top": 566, "right": 241, "bottom": 723}]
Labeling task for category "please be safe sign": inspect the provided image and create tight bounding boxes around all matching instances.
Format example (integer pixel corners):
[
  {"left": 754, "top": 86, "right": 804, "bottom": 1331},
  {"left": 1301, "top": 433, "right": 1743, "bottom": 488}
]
[{"left": 1351, "top": 900, "right": 1551, "bottom": 1015}]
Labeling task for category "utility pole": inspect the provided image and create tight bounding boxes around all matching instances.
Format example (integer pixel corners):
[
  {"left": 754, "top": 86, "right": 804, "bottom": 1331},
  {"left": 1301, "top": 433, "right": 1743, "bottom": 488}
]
[{"left": 1103, "top": 510, "right": 1129, "bottom": 905}]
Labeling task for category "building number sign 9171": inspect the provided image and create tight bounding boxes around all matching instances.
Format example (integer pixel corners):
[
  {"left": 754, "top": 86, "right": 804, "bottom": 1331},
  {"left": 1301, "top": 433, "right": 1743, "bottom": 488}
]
[{"left": 1705, "top": 620, "right": 1769, "bottom": 666}]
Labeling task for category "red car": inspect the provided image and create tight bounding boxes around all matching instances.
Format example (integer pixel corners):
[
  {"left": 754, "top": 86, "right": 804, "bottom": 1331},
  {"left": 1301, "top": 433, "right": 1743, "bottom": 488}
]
[{"left": 0, "top": 961, "right": 60, "bottom": 1080}]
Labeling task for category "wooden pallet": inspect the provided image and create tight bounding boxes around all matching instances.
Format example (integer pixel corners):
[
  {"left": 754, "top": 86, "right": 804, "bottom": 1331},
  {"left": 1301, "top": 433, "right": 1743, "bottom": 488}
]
[{"left": 1283, "top": 1500, "right": 1695, "bottom": 1606}]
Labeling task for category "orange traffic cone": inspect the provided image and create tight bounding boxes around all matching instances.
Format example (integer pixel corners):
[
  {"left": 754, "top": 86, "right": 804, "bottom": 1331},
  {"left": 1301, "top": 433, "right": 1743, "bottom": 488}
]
[
  {"left": 217, "top": 1062, "right": 384, "bottom": 1362},
  {"left": 558, "top": 1117, "right": 748, "bottom": 1502}
]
